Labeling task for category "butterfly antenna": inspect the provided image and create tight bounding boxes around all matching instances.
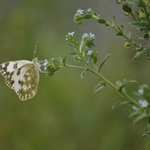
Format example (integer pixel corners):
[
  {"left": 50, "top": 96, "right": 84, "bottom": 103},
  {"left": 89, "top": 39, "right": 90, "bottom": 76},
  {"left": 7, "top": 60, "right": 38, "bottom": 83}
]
[{"left": 33, "top": 41, "right": 38, "bottom": 58}]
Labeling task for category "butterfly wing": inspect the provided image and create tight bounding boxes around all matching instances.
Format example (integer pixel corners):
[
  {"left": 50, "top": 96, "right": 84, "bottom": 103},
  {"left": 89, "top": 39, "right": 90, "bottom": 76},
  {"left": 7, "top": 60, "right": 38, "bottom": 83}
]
[
  {"left": 0, "top": 60, "right": 33, "bottom": 78},
  {"left": 0, "top": 60, "right": 40, "bottom": 101},
  {"left": 15, "top": 65, "right": 39, "bottom": 100}
]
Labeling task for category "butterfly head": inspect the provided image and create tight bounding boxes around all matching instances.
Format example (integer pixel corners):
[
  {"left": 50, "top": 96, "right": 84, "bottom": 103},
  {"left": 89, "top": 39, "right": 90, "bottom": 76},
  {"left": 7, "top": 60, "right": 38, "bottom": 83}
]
[{"left": 32, "top": 57, "right": 41, "bottom": 71}]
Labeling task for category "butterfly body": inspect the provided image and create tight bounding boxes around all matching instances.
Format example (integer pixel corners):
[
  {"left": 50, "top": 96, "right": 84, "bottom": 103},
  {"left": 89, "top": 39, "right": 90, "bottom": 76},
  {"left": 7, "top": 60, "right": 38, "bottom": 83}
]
[{"left": 0, "top": 58, "right": 40, "bottom": 101}]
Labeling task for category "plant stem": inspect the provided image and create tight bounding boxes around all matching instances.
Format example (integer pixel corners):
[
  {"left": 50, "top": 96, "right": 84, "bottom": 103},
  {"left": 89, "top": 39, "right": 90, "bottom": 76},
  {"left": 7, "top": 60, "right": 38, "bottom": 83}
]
[
  {"left": 65, "top": 63, "right": 141, "bottom": 108},
  {"left": 65, "top": 64, "right": 86, "bottom": 70},
  {"left": 92, "top": 15, "right": 141, "bottom": 49},
  {"left": 90, "top": 69, "right": 141, "bottom": 107}
]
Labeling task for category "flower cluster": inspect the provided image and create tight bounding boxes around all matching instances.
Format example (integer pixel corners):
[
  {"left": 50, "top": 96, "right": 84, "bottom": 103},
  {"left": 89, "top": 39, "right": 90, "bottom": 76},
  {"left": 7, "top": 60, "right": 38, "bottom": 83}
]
[
  {"left": 132, "top": 85, "right": 150, "bottom": 109},
  {"left": 74, "top": 8, "right": 99, "bottom": 25},
  {"left": 66, "top": 31, "right": 75, "bottom": 42},
  {"left": 41, "top": 57, "right": 65, "bottom": 77}
]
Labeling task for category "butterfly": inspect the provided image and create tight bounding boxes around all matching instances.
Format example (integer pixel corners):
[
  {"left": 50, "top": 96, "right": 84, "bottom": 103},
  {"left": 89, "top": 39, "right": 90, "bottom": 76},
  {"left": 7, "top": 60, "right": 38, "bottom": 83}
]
[{"left": 0, "top": 58, "right": 42, "bottom": 101}]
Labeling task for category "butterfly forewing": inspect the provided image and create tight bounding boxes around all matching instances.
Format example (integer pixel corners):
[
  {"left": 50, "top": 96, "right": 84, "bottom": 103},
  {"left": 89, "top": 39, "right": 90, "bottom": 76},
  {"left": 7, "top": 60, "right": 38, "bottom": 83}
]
[
  {"left": 0, "top": 60, "right": 33, "bottom": 78},
  {"left": 0, "top": 58, "right": 40, "bottom": 101}
]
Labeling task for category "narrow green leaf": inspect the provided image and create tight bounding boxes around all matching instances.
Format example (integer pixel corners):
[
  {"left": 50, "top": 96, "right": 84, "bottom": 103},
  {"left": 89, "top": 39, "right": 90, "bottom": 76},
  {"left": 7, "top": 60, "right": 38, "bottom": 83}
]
[
  {"left": 118, "top": 79, "right": 138, "bottom": 92},
  {"left": 123, "top": 4, "right": 132, "bottom": 13},
  {"left": 69, "top": 52, "right": 78, "bottom": 55},
  {"left": 84, "top": 14, "right": 92, "bottom": 19},
  {"left": 112, "top": 101, "right": 132, "bottom": 109},
  {"left": 144, "top": 124, "right": 150, "bottom": 132},
  {"left": 112, "top": 16, "right": 115, "bottom": 26},
  {"left": 93, "top": 55, "right": 97, "bottom": 64},
  {"left": 115, "top": 25, "right": 124, "bottom": 36},
  {"left": 63, "top": 54, "right": 66, "bottom": 65},
  {"left": 98, "top": 54, "right": 111, "bottom": 73},
  {"left": 115, "top": 32, "right": 123, "bottom": 36},
  {"left": 143, "top": 33, "right": 150, "bottom": 40},
  {"left": 129, "top": 22, "right": 150, "bottom": 29},
  {"left": 133, "top": 48, "right": 150, "bottom": 60},
  {"left": 133, "top": 113, "right": 150, "bottom": 124},
  {"left": 81, "top": 68, "right": 88, "bottom": 78},
  {"left": 143, "top": 131, "right": 150, "bottom": 138},
  {"left": 97, "top": 19, "right": 106, "bottom": 24},
  {"left": 130, "top": 110, "right": 142, "bottom": 117},
  {"left": 93, "top": 81, "right": 106, "bottom": 93}
]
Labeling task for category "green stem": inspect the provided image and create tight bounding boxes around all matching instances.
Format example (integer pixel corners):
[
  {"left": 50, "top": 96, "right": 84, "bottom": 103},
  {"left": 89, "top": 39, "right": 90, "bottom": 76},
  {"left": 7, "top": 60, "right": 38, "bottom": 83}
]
[
  {"left": 90, "top": 69, "right": 141, "bottom": 107},
  {"left": 65, "top": 64, "right": 86, "bottom": 70},
  {"left": 93, "top": 15, "right": 141, "bottom": 49},
  {"left": 65, "top": 63, "right": 141, "bottom": 108},
  {"left": 107, "top": 22, "right": 140, "bottom": 48}
]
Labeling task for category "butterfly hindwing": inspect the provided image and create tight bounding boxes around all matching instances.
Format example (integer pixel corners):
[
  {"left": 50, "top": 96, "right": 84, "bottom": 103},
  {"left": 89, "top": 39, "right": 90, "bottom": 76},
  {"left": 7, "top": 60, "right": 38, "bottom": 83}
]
[{"left": 16, "top": 65, "right": 39, "bottom": 100}]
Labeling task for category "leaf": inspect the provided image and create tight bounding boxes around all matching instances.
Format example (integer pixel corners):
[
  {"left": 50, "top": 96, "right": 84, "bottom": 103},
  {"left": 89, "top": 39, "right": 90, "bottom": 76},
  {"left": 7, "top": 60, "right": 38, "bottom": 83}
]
[
  {"left": 143, "top": 33, "right": 150, "bottom": 40},
  {"left": 133, "top": 113, "right": 150, "bottom": 124},
  {"left": 91, "top": 51, "right": 98, "bottom": 64},
  {"left": 69, "top": 52, "right": 78, "bottom": 55},
  {"left": 63, "top": 54, "right": 66, "bottom": 65},
  {"left": 93, "top": 81, "right": 106, "bottom": 93},
  {"left": 97, "top": 19, "right": 106, "bottom": 24},
  {"left": 123, "top": 4, "right": 132, "bottom": 13},
  {"left": 115, "top": 25, "right": 124, "bottom": 36},
  {"left": 118, "top": 79, "right": 138, "bottom": 92},
  {"left": 84, "top": 14, "right": 93, "bottom": 19},
  {"left": 143, "top": 131, "right": 150, "bottom": 138},
  {"left": 81, "top": 68, "right": 88, "bottom": 78},
  {"left": 130, "top": 110, "right": 142, "bottom": 117},
  {"left": 112, "top": 16, "right": 115, "bottom": 26},
  {"left": 133, "top": 48, "right": 150, "bottom": 60},
  {"left": 115, "top": 32, "right": 123, "bottom": 36},
  {"left": 144, "top": 124, "right": 150, "bottom": 132},
  {"left": 98, "top": 54, "right": 111, "bottom": 73},
  {"left": 93, "top": 55, "right": 97, "bottom": 64},
  {"left": 112, "top": 101, "right": 132, "bottom": 109},
  {"left": 129, "top": 22, "right": 150, "bottom": 29}
]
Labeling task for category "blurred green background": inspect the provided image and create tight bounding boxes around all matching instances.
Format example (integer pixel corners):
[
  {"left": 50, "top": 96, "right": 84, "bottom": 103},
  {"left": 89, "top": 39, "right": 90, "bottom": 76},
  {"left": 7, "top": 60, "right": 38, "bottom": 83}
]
[{"left": 0, "top": 0, "right": 150, "bottom": 150}]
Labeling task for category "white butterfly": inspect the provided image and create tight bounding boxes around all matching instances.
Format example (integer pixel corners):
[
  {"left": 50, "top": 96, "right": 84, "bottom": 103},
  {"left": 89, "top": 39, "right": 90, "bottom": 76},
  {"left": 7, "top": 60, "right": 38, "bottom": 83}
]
[{"left": 0, "top": 58, "right": 42, "bottom": 101}]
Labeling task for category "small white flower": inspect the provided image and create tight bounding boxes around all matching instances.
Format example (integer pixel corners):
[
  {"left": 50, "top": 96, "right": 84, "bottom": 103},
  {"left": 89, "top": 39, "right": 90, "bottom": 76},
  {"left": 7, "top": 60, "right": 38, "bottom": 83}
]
[
  {"left": 138, "top": 89, "right": 144, "bottom": 95},
  {"left": 76, "top": 9, "right": 84, "bottom": 15},
  {"left": 68, "top": 31, "right": 75, "bottom": 36},
  {"left": 66, "top": 32, "right": 75, "bottom": 41},
  {"left": 138, "top": 99, "right": 148, "bottom": 108},
  {"left": 89, "top": 33, "right": 95, "bottom": 39},
  {"left": 133, "top": 99, "right": 148, "bottom": 110},
  {"left": 43, "top": 59, "right": 49, "bottom": 70},
  {"left": 43, "top": 59, "right": 48, "bottom": 66},
  {"left": 87, "top": 8, "right": 92, "bottom": 13},
  {"left": 83, "top": 33, "right": 88, "bottom": 38},
  {"left": 87, "top": 50, "right": 92, "bottom": 55}
]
